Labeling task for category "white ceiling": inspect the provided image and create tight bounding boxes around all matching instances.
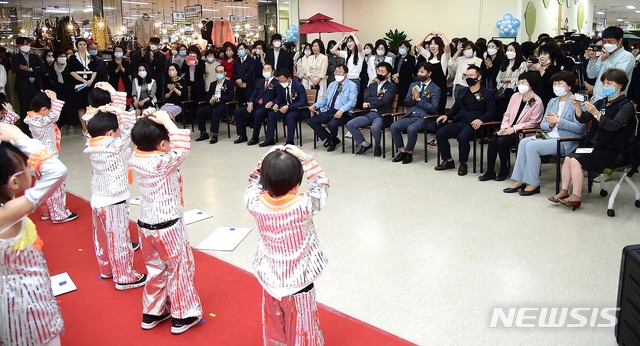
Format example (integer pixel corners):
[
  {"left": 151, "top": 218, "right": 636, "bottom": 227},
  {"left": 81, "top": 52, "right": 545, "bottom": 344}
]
[{"left": 593, "top": 0, "right": 640, "bottom": 27}]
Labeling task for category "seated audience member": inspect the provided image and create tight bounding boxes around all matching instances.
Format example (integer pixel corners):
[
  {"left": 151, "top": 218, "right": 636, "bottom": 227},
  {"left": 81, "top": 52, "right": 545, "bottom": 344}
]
[
  {"left": 259, "top": 68, "right": 308, "bottom": 147},
  {"left": 346, "top": 61, "right": 397, "bottom": 157},
  {"left": 308, "top": 64, "right": 358, "bottom": 152},
  {"left": 434, "top": 65, "right": 496, "bottom": 176},
  {"left": 479, "top": 72, "right": 543, "bottom": 183},
  {"left": 389, "top": 62, "right": 441, "bottom": 164},
  {"left": 132, "top": 63, "right": 157, "bottom": 117},
  {"left": 160, "top": 63, "right": 186, "bottom": 119},
  {"left": 195, "top": 65, "right": 235, "bottom": 144},
  {"left": 233, "top": 63, "right": 278, "bottom": 145},
  {"left": 549, "top": 69, "right": 634, "bottom": 210},
  {"left": 504, "top": 71, "right": 585, "bottom": 195}
]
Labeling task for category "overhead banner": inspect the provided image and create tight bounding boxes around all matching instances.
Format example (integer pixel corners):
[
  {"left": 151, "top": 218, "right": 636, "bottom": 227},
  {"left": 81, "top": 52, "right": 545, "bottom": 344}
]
[{"left": 184, "top": 5, "right": 202, "bottom": 19}]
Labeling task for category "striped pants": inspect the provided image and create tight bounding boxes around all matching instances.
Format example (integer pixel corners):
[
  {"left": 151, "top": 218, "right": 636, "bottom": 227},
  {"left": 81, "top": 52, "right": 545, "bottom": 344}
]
[
  {"left": 262, "top": 285, "right": 324, "bottom": 346},
  {"left": 45, "top": 183, "right": 71, "bottom": 221},
  {"left": 138, "top": 218, "right": 202, "bottom": 319},
  {"left": 92, "top": 203, "right": 141, "bottom": 283}
]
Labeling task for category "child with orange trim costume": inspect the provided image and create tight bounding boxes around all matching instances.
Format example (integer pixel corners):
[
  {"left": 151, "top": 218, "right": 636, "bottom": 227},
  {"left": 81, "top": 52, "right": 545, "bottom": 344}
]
[
  {"left": 84, "top": 105, "right": 146, "bottom": 291},
  {"left": 245, "top": 145, "right": 329, "bottom": 345},
  {"left": 24, "top": 90, "right": 78, "bottom": 224},
  {"left": 128, "top": 110, "right": 202, "bottom": 335}
]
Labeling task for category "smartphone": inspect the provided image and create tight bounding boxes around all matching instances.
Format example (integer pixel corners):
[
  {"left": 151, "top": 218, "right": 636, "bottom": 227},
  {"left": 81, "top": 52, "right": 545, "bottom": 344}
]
[
  {"left": 574, "top": 94, "right": 586, "bottom": 102},
  {"left": 592, "top": 45, "right": 603, "bottom": 52},
  {"left": 187, "top": 53, "right": 196, "bottom": 66},
  {"left": 529, "top": 57, "right": 539, "bottom": 64}
]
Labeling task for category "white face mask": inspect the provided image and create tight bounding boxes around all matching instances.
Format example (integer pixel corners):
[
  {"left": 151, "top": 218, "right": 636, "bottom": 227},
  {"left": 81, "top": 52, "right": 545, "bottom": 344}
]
[
  {"left": 207, "top": 57, "right": 215, "bottom": 63},
  {"left": 149, "top": 44, "right": 158, "bottom": 51},
  {"left": 138, "top": 71, "right": 148, "bottom": 78},
  {"left": 505, "top": 51, "right": 516, "bottom": 60},
  {"left": 279, "top": 81, "right": 289, "bottom": 88},
  {"left": 20, "top": 45, "right": 31, "bottom": 53},
  {"left": 603, "top": 43, "right": 617, "bottom": 53},
  {"left": 304, "top": 50, "right": 311, "bottom": 57},
  {"left": 273, "top": 41, "right": 282, "bottom": 48},
  {"left": 463, "top": 49, "right": 474, "bottom": 58},
  {"left": 553, "top": 86, "right": 567, "bottom": 97},
  {"left": 171, "top": 50, "right": 178, "bottom": 56},
  {"left": 540, "top": 57, "right": 551, "bottom": 65},
  {"left": 517, "top": 84, "right": 530, "bottom": 94},
  {"left": 334, "top": 75, "right": 346, "bottom": 82},
  {"left": 57, "top": 57, "right": 67, "bottom": 64},
  {"left": 262, "top": 71, "right": 272, "bottom": 79},
  {"left": 363, "top": 48, "right": 372, "bottom": 55},
  {"left": 376, "top": 49, "right": 385, "bottom": 56},
  {"left": 46, "top": 57, "right": 55, "bottom": 64},
  {"left": 114, "top": 52, "right": 124, "bottom": 59},
  {"left": 487, "top": 48, "right": 498, "bottom": 56}
]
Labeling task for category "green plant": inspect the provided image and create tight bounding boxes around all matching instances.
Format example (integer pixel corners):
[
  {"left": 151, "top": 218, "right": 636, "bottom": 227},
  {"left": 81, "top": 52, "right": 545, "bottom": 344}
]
[{"left": 384, "top": 29, "right": 411, "bottom": 51}]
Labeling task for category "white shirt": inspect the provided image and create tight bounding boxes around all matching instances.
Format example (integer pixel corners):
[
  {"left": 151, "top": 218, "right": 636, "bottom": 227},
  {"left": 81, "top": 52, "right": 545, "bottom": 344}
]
[
  {"left": 273, "top": 49, "right": 281, "bottom": 70},
  {"left": 214, "top": 80, "right": 224, "bottom": 99},
  {"left": 449, "top": 56, "right": 482, "bottom": 86},
  {"left": 0, "top": 64, "right": 6, "bottom": 93},
  {"left": 548, "top": 100, "right": 565, "bottom": 139},
  {"left": 338, "top": 50, "right": 365, "bottom": 79}
]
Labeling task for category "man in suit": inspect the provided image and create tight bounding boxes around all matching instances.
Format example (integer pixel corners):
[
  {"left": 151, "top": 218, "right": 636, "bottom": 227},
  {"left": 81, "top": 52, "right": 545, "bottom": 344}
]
[
  {"left": 233, "top": 63, "right": 279, "bottom": 145},
  {"left": 265, "top": 34, "right": 293, "bottom": 73},
  {"left": 141, "top": 37, "right": 167, "bottom": 102},
  {"left": 308, "top": 64, "right": 358, "bottom": 152},
  {"left": 12, "top": 37, "right": 43, "bottom": 133},
  {"left": 259, "top": 68, "right": 308, "bottom": 146},
  {"left": 390, "top": 62, "right": 441, "bottom": 164},
  {"left": 195, "top": 64, "right": 235, "bottom": 144},
  {"left": 434, "top": 65, "right": 496, "bottom": 176},
  {"left": 346, "top": 62, "right": 397, "bottom": 157},
  {"left": 232, "top": 42, "right": 256, "bottom": 106}
]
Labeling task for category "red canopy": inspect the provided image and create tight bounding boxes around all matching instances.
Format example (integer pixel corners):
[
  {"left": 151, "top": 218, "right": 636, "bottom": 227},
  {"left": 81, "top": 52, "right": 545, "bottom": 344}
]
[{"left": 299, "top": 13, "right": 358, "bottom": 35}]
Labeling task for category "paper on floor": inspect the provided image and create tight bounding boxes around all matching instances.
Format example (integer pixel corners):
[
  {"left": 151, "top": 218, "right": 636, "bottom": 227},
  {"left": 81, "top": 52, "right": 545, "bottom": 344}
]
[
  {"left": 50, "top": 272, "right": 77, "bottom": 296},
  {"left": 128, "top": 196, "right": 141, "bottom": 205},
  {"left": 184, "top": 209, "right": 213, "bottom": 225},
  {"left": 195, "top": 227, "right": 252, "bottom": 251}
]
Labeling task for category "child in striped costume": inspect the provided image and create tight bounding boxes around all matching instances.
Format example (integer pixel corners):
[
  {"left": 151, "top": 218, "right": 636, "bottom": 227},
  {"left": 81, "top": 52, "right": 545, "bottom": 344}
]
[
  {"left": 24, "top": 90, "right": 78, "bottom": 224},
  {"left": 245, "top": 145, "right": 329, "bottom": 346},
  {"left": 129, "top": 110, "right": 202, "bottom": 335},
  {"left": 0, "top": 123, "right": 67, "bottom": 346},
  {"left": 0, "top": 100, "right": 19, "bottom": 125},
  {"left": 84, "top": 105, "right": 146, "bottom": 291}
]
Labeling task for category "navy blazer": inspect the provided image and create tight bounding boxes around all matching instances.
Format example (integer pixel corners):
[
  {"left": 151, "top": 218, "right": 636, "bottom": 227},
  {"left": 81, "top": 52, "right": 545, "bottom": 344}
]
[
  {"left": 274, "top": 79, "right": 308, "bottom": 110},
  {"left": 232, "top": 56, "right": 256, "bottom": 86},
  {"left": 363, "top": 80, "right": 397, "bottom": 114},
  {"left": 12, "top": 53, "right": 43, "bottom": 89},
  {"left": 206, "top": 79, "right": 235, "bottom": 104},
  {"left": 249, "top": 78, "right": 279, "bottom": 106},
  {"left": 403, "top": 81, "right": 441, "bottom": 117},
  {"left": 446, "top": 86, "right": 496, "bottom": 123}
]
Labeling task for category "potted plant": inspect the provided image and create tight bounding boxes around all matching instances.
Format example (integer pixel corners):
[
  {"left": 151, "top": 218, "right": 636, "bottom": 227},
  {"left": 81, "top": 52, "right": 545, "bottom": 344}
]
[{"left": 384, "top": 29, "right": 411, "bottom": 52}]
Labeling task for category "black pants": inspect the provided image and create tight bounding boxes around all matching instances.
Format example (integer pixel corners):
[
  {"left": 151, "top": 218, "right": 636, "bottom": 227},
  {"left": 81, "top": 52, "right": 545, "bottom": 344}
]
[
  {"left": 234, "top": 105, "right": 270, "bottom": 139},
  {"left": 486, "top": 133, "right": 517, "bottom": 176},
  {"left": 196, "top": 103, "right": 227, "bottom": 134}
]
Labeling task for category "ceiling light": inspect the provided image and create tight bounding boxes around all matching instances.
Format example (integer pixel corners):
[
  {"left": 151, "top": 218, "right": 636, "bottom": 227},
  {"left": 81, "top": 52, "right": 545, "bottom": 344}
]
[
  {"left": 0, "top": 1, "right": 8, "bottom": 3},
  {"left": 103, "top": 7, "right": 115, "bottom": 10},
  {"left": 202, "top": 9, "right": 220, "bottom": 12},
  {"left": 617, "top": 18, "right": 625, "bottom": 22},
  {"left": 636, "top": 10, "right": 640, "bottom": 13},
  {"left": 595, "top": 11, "right": 605, "bottom": 15},
  {"left": 225, "top": 5, "right": 250, "bottom": 9},
  {"left": 121, "top": 1, "right": 150, "bottom": 4},
  {"left": 627, "top": 5, "right": 636, "bottom": 9}
]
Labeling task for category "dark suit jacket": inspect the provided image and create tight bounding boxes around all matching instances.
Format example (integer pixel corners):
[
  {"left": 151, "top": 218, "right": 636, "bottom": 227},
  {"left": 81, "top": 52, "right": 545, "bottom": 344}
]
[
  {"left": 265, "top": 48, "right": 293, "bottom": 73},
  {"left": 107, "top": 60, "right": 133, "bottom": 96},
  {"left": 206, "top": 79, "right": 235, "bottom": 104},
  {"left": 393, "top": 55, "right": 417, "bottom": 84},
  {"left": 12, "top": 53, "right": 43, "bottom": 90},
  {"left": 141, "top": 49, "right": 167, "bottom": 79},
  {"left": 363, "top": 80, "right": 397, "bottom": 114},
  {"left": 403, "top": 81, "right": 441, "bottom": 116},
  {"left": 232, "top": 56, "right": 256, "bottom": 85},
  {"left": 274, "top": 79, "right": 308, "bottom": 110},
  {"left": 446, "top": 86, "right": 496, "bottom": 123},
  {"left": 249, "top": 78, "right": 279, "bottom": 107}
]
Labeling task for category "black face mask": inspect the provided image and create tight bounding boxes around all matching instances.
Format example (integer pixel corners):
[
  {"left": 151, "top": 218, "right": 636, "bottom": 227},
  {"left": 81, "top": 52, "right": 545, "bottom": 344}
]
[
  {"left": 417, "top": 75, "right": 429, "bottom": 82},
  {"left": 376, "top": 74, "right": 387, "bottom": 81},
  {"left": 466, "top": 77, "right": 479, "bottom": 86}
]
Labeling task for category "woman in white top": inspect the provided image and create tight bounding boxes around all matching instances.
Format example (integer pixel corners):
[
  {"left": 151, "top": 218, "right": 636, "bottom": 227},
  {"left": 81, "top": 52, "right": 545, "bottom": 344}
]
[
  {"left": 417, "top": 32, "right": 451, "bottom": 114},
  {"left": 367, "top": 39, "right": 394, "bottom": 83},
  {"left": 304, "top": 39, "right": 328, "bottom": 98},
  {"left": 0, "top": 64, "right": 6, "bottom": 96},
  {"left": 494, "top": 42, "right": 527, "bottom": 120},
  {"left": 294, "top": 42, "right": 311, "bottom": 82},
  {"left": 331, "top": 33, "right": 364, "bottom": 89},
  {"left": 132, "top": 63, "right": 157, "bottom": 116},
  {"left": 449, "top": 40, "right": 482, "bottom": 102}
]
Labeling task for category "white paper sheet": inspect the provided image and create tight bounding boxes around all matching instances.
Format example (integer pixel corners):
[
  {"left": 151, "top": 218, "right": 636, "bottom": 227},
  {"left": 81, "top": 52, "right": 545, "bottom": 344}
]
[
  {"left": 129, "top": 196, "right": 141, "bottom": 205},
  {"left": 183, "top": 209, "right": 213, "bottom": 225},
  {"left": 50, "top": 272, "right": 77, "bottom": 296},
  {"left": 195, "top": 227, "right": 252, "bottom": 251}
]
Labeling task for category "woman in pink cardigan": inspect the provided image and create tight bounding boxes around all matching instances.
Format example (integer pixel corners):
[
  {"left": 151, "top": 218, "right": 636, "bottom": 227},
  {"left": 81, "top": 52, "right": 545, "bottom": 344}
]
[{"left": 478, "top": 72, "right": 543, "bottom": 182}]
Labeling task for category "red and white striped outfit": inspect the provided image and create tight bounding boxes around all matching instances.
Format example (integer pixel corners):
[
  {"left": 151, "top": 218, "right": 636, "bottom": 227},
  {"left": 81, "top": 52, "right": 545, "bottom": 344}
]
[
  {"left": 84, "top": 109, "right": 141, "bottom": 284},
  {"left": 245, "top": 155, "right": 329, "bottom": 346},
  {"left": 0, "top": 108, "right": 19, "bottom": 124},
  {"left": 24, "top": 100, "right": 71, "bottom": 222},
  {"left": 128, "top": 129, "right": 202, "bottom": 319}
]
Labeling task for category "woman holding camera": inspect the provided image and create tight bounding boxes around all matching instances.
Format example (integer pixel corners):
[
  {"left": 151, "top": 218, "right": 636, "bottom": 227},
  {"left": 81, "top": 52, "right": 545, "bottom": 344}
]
[{"left": 550, "top": 68, "right": 634, "bottom": 210}]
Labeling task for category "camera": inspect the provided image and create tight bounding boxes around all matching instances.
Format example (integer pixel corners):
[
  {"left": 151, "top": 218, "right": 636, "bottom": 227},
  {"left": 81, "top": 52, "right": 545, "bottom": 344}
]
[
  {"left": 574, "top": 94, "right": 587, "bottom": 103},
  {"left": 528, "top": 57, "right": 539, "bottom": 64},
  {"left": 591, "top": 45, "right": 603, "bottom": 52}
]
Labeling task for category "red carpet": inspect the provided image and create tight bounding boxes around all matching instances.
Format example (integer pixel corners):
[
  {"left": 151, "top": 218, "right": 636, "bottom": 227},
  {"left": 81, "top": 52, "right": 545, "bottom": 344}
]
[{"left": 37, "top": 194, "right": 415, "bottom": 345}]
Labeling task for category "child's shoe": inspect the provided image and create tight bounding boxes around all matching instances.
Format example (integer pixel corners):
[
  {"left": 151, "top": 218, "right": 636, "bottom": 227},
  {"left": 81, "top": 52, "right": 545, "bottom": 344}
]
[
  {"left": 52, "top": 212, "right": 79, "bottom": 224},
  {"left": 170, "top": 316, "right": 200, "bottom": 334},
  {"left": 141, "top": 312, "right": 171, "bottom": 330},
  {"left": 115, "top": 274, "right": 147, "bottom": 291}
]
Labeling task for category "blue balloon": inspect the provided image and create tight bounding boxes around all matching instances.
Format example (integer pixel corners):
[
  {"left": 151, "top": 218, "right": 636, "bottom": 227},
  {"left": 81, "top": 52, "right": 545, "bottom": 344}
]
[
  {"left": 512, "top": 19, "right": 521, "bottom": 28},
  {"left": 503, "top": 13, "right": 513, "bottom": 21}
]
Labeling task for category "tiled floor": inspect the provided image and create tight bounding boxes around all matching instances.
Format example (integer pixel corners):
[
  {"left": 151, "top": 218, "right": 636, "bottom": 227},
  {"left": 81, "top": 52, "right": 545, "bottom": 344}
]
[{"left": 58, "top": 121, "right": 639, "bottom": 345}]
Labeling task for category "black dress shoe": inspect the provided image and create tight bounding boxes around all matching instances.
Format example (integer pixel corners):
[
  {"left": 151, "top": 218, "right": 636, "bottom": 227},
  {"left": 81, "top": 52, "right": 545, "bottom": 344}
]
[
  {"left": 259, "top": 139, "right": 276, "bottom": 147},
  {"left": 434, "top": 159, "right": 455, "bottom": 170},
  {"left": 519, "top": 186, "right": 541, "bottom": 196},
  {"left": 478, "top": 172, "right": 496, "bottom": 181},
  {"left": 327, "top": 142, "right": 337, "bottom": 152},
  {"left": 247, "top": 138, "right": 259, "bottom": 146},
  {"left": 374, "top": 146, "right": 382, "bottom": 157},
  {"left": 323, "top": 138, "right": 331, "bottom": 148},
  {"left": 355, "top": 143, "right": 372, "bottom": 155},
  {"left": 402, "top": 153, "right": 413, "bottom": 164},
  {"left": 234, "top": 135, "right": 248, "bottom": 144},
  {"left": 285, "top": 140, "right": 295, "bottom": 145},
  {"left": 457, "top": 163, "right": 468, "bottom": 176},
  {"left": 494, "top": 175, "right": 507, "bottom": 181},
  {"left": 392, "top": 152, "right": 406, "bottom": 163},
  {"left": 209, "top": 135, "right": 218, "bottom": 144},
  {"left": 503, "top": 185, "right": 525, "bottom": 193},
  {"left": 195, "top": 133, "right": 209, "bottom": 142}
]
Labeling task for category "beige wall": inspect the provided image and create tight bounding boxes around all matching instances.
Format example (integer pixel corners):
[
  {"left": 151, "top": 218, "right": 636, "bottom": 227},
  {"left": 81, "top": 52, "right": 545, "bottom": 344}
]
[{"left": 339, "top": 0, "right": 592, "bottom": 45}]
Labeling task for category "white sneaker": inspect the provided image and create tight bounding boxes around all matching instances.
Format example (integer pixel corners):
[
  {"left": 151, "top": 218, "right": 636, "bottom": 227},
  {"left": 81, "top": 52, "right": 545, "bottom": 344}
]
[
  {"left": 345, "top": 131, "right": 352, "bottom": 138},
  {"left": 115, "top": 274, "right": 147, "bottom": 291}
]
